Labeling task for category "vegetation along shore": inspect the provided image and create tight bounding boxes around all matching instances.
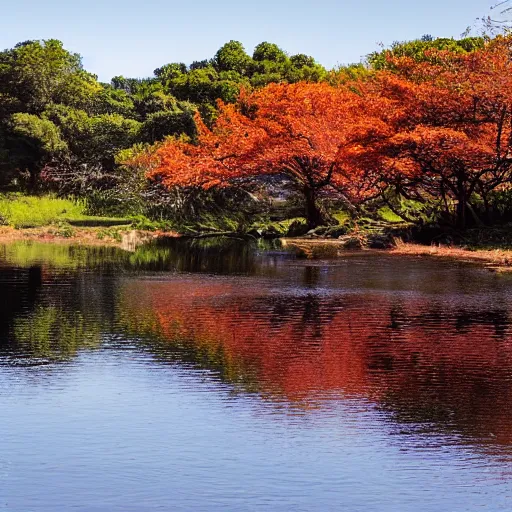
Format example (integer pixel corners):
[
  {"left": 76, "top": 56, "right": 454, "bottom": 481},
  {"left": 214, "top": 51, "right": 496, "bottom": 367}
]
[{"left": 3, "top": 35, "right": 512, "bottom": 269}]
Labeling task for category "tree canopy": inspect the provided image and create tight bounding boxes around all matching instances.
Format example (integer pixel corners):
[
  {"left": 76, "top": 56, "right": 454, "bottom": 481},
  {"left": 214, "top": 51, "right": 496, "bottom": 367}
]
[
  {"left": 133, "top": 83, "right": 393, "bottom": 226},
  {"left": 1, "top": 38, "right": 326, "bottom": 192}
]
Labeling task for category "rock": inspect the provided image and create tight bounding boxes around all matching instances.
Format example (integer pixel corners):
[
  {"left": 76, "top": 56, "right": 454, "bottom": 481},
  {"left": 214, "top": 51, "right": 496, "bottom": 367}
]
[
  {"left": 368, "top": 234, "right": 394, "bottom": 249},
  {"left": 325, "top": 226, "right": 348, "bottom": 238},
  {"left": 286, "top": 221, "right": 309, "bottom": 237},
  {"left": 339, "top": 235, "right": 365, "bottom": 250},
  {"left": 306, "top": 226, "right": 329, "bottom": 237},
  {"left": 315, "top": 226, "right": 329, "bottom": 236},
  {"left": 261, "top": 225, "right": 281, "bottom": 239},
  {"left": 247, "top": 228, "right": 263, "bottom": 238}
]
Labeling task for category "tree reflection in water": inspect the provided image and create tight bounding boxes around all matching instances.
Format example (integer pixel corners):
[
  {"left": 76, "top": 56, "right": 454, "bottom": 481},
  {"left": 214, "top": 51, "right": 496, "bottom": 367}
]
[
  {"left": 119, "top": 273, "right": 512, "bottom": 447},
  {"left": 1, "top": 240, "right": 512, "bottom": 450}
]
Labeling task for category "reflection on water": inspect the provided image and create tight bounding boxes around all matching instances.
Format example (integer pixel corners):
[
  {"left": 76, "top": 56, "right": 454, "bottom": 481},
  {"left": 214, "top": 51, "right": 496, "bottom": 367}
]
[
  {"left": 1, "top": 240, "right": 512, "bottom": 511},
  {"left": 120, "top": 274, "right": 512, "bottom": 446}
]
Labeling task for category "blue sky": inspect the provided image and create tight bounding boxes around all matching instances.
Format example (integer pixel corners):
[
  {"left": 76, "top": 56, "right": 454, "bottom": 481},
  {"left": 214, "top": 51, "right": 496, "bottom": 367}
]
[{"left": 1, "top": 0, "right": 495, "bottom": 82}]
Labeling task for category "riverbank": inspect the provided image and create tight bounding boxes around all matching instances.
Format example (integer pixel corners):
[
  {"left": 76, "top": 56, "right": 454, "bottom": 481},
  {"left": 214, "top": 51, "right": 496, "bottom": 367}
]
[
  {"left": 2, "top": 225, "right": 512, "bottom": 272},
  {"left": 0, "top": 225, "right": 178, "bottom": 251},
  {"left": 390, "top": 241, "right": 512, "bottom": 272},
  {"left": 282, "top": 237, "right": 512, "bottom": 272}
]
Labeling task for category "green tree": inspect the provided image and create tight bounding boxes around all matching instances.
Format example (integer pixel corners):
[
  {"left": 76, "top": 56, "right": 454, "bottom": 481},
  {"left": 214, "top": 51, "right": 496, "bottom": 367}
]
[
  {"left": 4, "top": 113, "right": 67, "bottom": 189},
  {"left": 110, "top": 78, "right": 177, "bottom": 120},
  {"left": 285, "top": 55, "right": 327, "bottom": 83},
  {"left": 190, "top": 60, "right": 211, "bottom": 70},
  {"left": 154, "top": 62, "right": 188, "bottom": 81},
  {"left": 248, "top": 43, "right": 328, "bottom": 85},
  {"left": 367, "top": 36, "right": 485, "bottom": 70},
  {"left": 253, "top": 42, "right": 288, "bottom": 63},
  {"left": 111, "top": 75, "right": 135, "bottom": 93},
  {"left": 329, "top": 63, "right": 372, "bottom": 85},
  {"left": 0, "top": 39, "right": 100, "bottom": 114},
  {"left": 139, "top": 103, "right": 197, "bottom": 143},
  {"left": 93, "top": 85, "right": 136, "bottom": 117},
  {"left": 78, "top": 113, "right": 141, "bottom": 167},
  {"left": 290, "top": 54, "right": 316, "bottom": 68},
  {"left": 44, "top": 105, "right": 140, "bottom": 168},
  {"left": 214, "top": 40, "right": 252, "bottom": 74},
  {"left": 130, "top": 80, "right": 177, "bottom": 120},
  {"left": 0, "top": 93, "right": 23, "bottom": 118},
  {"left": 168, "top": 66, "right": 245, "bottom": 104}
]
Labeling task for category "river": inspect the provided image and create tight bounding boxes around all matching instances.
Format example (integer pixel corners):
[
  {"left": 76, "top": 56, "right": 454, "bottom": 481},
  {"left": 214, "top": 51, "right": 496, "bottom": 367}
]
[{"left": 1, "top": 238, "right": 511, "bottom": 511}]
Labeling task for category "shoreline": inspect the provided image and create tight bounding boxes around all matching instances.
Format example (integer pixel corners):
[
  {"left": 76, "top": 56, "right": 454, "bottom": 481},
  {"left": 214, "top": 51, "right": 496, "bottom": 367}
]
[
  {"left": 281, "top": 238, "right": 512, "bottom": 272},
  {"left": 1, "top": 227, "right": 512, "bottom": 271},
  {"left": 389, "top": 242, "right": 512, "bottom": 272},
  {"left": 0, "top": 226, "right": 178, "bottom": 251}
]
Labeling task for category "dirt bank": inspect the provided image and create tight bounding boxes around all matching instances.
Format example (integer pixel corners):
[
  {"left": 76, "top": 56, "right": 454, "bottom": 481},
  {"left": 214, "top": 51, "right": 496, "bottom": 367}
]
[
  {"left": 282, "top": 237, "right": 512, "bottom": 272},
  {"left": 0, "top": 226, "right": 178, "bottom": 251}
]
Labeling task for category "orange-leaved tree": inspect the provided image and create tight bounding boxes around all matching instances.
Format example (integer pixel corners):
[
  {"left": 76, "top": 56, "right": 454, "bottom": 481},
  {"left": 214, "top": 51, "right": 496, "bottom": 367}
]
[
  {"left": 134, "top": 82, "right": 392, "bottom": 227},
  {"left": 357, "top": 36, "right": 512, "bottom": 228}
]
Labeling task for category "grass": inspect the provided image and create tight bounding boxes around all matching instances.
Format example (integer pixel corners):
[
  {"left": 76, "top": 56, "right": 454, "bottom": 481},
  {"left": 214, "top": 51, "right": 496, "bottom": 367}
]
[
  {"left": 0, "top": 194, "right": 87, "bottom": 228},
  {"left": 260, "top": 217, "right": 307, "bottom": 234},
  {"left": 0, "top": 194, "right": 175, "bottom": 249},
  {"left": 0, "top": 195, "right": 376, "bottom": 237},
  {"left": 378, "top": 206, "right": 405, "bottom": 223},
  {"left": 332, "top": 211, "right": 351, "bottom": 225},
  {"left": 0, "top": 194, "right": 135, "bottom": 229},
  {"left": 391, "top": 240, "right": 512, "bottom": 271}
]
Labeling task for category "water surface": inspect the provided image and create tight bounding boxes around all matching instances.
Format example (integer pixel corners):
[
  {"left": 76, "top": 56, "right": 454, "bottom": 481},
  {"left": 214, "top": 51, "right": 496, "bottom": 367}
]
[{"left": 1, "top": 239, "right": 512, "bottom": 511}]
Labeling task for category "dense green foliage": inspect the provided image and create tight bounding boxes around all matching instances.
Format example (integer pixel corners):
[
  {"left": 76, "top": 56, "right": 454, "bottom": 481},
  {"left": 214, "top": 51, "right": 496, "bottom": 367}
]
[{"left": 0, "top": 38, "right": 327, "bottom": 207}]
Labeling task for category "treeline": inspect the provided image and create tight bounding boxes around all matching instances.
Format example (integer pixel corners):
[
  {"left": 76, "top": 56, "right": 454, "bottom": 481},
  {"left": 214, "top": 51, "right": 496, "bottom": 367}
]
[
  {"left": 0, "top": 35, "right": 496, "bottom": 230},
  {"left": 0, "top": 38, "right": 332, "bottom": 216}
]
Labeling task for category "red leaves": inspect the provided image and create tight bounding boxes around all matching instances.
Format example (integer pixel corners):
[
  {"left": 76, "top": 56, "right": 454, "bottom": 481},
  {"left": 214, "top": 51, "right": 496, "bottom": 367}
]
[
  {"left": 352, "top": 37, "right": 512, "bottom": 226},
  {"left": 141, "top": 82, "right": 392, "bottom": 206}
]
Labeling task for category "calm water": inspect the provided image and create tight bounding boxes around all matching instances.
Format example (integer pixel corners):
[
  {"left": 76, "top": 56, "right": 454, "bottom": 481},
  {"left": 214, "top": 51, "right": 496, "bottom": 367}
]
[{"left": 1, "top": 238, "right": 512, "bottom": 511}]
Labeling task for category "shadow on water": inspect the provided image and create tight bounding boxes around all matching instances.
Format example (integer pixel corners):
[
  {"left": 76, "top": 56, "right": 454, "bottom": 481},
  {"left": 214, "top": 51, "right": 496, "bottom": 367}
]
[{"left": 2, "top": 239, "right": 512, "bottom": 449}]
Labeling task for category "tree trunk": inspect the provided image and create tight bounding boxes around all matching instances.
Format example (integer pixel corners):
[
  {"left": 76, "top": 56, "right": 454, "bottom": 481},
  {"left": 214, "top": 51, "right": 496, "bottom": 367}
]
[
  {"left": 304, "top": 186, "right": 326, "bottom": 228},
  {"left": 481, "top": 191, "right": 492, "bottom": 224},
  {"left": 456, "top": 188, "right": 467, "bottom": 230},
  {"left": 28, "top": 166, "right": 38, "bottom": 193},
  {"left": 455, "top": 174, "right": 467, "bottom": 230}
]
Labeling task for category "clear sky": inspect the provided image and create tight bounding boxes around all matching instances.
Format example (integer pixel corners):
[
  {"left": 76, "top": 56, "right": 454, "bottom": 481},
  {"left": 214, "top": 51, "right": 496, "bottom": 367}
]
[{"left": 0, "top": 0, "right": 495, "bottom": 82}]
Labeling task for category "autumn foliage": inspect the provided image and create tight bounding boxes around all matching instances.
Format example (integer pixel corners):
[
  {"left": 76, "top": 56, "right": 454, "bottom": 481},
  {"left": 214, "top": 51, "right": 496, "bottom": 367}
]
[
  {"left": 131, "top": 36, "right": 512, "bottom": 228},
  {"left": 138, "top": 82, "right": 396, "bottom": 226},
  {"left": 359, "top": 36, "right": 512, "bottom": 227}
]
